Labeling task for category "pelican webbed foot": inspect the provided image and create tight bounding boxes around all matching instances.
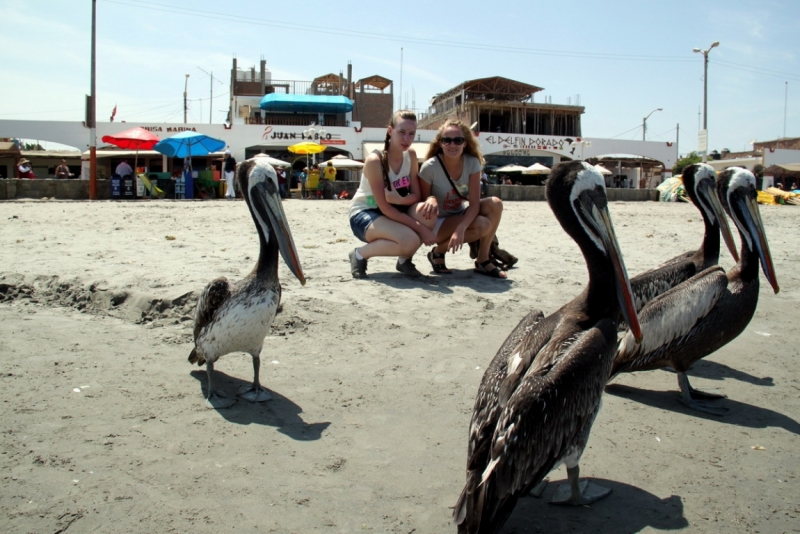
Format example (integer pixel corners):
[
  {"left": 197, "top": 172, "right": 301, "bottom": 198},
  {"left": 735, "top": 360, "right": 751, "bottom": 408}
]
[
  {"left": 239, "top": 385, "right": 272, "bottom": 403},
  {"left": 678, "top": 372, "right": 729, "bottom": 415},
  {"left": 550, "top": 466, "right": 611, "bottom": 506}
]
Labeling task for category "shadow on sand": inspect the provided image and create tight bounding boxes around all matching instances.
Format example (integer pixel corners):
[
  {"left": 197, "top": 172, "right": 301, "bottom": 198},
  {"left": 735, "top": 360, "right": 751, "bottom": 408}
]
[
  {"left": 605, "top": 383, "right": 800, "bottom": 435},
  {"left": 190, "top": 370, "right": 330, "bottom": 441},
  {"left": 504, "top": 479, "right": 687, "bottom": 533},
  {"left": 365, "top": 268, "right": 514, "bottom": 295},
  {"left": 687, "top": 359, "right": 774, "bottom": 387}
]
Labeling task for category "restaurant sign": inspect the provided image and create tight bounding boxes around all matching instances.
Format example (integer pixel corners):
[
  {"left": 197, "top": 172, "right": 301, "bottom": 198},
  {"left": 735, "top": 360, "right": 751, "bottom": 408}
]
[
  {"left": 484, "top": 134, "right": 570, "bottom": 152},
  {"left": 140, "top": 126, "right": 197, "bottom": 133},
  {"left": 261, "top": 125, "right": 343, "bottom": 143}
]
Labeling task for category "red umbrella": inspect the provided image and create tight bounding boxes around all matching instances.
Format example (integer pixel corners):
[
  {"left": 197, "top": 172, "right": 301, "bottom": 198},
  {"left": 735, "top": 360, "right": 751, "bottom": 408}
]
[{"left": 102, "top": 127, "right": 161, "bottom": 175}]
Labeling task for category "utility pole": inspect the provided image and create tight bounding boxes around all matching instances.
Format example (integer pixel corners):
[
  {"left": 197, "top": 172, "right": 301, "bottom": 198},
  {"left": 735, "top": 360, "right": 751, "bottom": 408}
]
[
  {"left": 693, "top": 42, "right": 719, "bottom": 162},
  {"left": 642, "top": 108, "right": 662, "bottom": 141},
  {"left": 197, "top": 67, "right": 223, "bottom": 124},
  {"left": 89, "top": 0, "right": 97, "bottom": 200},
  {"left": 183, "top": 74, "right": 190, "bottom": 124}
]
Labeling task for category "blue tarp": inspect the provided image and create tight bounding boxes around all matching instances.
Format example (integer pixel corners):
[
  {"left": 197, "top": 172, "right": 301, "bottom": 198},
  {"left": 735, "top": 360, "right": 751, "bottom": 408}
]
[{"left": 259, "top": 94, "right": 354, "bottom": 113}]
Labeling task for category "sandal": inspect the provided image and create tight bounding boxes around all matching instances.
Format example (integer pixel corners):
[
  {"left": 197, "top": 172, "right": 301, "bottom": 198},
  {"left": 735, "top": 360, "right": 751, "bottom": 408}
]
[
  {"left": 474, "top": 259, "right": 507, "bottom": 279},
  {"left": 427, "top": 247, "right": 452, "bottom": 274}
]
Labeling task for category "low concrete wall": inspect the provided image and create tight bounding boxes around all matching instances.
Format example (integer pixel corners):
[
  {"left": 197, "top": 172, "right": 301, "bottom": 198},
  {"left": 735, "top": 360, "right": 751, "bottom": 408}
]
[
  {"left": 0, "top": 179, "right": 112, "bottom": 200},
  {"left": 0, "top": 179, "right": 660, "bottom": 202},
  {"left": 488, "top": 184, "right": 658, "bottom": 202}
]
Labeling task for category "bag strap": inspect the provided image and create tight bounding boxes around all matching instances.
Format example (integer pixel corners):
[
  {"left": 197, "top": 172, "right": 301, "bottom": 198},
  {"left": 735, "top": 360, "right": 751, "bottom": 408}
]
[{"left": 435, "top": 154, "right": 468, "bottom": 200}]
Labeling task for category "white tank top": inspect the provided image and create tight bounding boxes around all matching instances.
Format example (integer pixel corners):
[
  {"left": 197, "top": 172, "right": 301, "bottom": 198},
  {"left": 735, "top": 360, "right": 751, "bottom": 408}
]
[{"left": 349, "top": 150, "right": 412, "bottom": 217}]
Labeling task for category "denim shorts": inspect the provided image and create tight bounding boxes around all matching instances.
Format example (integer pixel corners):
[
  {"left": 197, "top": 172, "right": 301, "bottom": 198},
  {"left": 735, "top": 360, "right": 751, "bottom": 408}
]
[{"left": 349, "top": 209, "right": 383, "bottom": 243}]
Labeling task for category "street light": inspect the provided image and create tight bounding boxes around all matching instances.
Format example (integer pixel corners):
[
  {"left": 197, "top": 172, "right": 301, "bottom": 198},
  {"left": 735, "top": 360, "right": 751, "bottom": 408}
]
[
  {"left": 642, "top": 108, "right": 663, "bottom": 141},
  {"left": 302, "top": 126, "right": 327, "bottom": 166},
  {"left": 693, "top": 41, "right": 719, "bottom": 162},
  {"left": 183, "top": 74, "right": 190, "bottom": 124},
  {"left": 570, "top": 140, "right": 592, "bottom": 160}
]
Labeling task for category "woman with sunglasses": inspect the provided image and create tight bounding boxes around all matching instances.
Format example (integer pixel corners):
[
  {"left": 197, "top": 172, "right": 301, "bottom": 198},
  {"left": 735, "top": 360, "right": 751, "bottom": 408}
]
[
  {"left": 416, "top": 120, "right": 507, "bottom": 279},
  {"left": 348, "top": 110, "right": 439, "bottom": 279}
]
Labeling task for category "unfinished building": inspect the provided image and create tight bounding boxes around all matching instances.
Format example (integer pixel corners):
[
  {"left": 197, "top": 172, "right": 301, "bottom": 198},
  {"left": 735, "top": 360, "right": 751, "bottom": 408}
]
[{"left": 417, "top": 76, "right": 583, "bottom": 137}]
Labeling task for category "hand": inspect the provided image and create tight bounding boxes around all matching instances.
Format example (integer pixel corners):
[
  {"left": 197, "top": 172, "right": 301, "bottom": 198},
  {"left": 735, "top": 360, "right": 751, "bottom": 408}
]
[
  {"left": 421, "top": 227, "right": 438, "bottom": 246},
  {"left": 448, "top": 227, "right": 466, "bottom": 254},
  {"left": 420, "top": 197, "right": 438, "bottom": 220}
]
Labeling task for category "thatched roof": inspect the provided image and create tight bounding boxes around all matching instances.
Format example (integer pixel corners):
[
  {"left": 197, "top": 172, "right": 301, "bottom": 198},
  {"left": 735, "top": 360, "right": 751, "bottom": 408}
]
[
  {"left": 355, "top": 75, "right": 392, "bottom": 91},
  {"left": 430, "top": 76, "right": 544, "bottom": 106}
]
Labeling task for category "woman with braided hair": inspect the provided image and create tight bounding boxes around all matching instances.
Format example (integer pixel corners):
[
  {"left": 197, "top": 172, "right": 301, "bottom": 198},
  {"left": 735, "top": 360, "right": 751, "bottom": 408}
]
[{"left": 347, "top": 110, "right": 438, "bottom": 279}]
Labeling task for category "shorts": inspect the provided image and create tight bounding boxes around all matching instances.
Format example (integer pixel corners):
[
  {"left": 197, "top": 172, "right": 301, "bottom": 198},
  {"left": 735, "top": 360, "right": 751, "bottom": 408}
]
[
  {"left": 433, "top": 207, "right": 467, "bottom": 235},
  {"left": 349, "top": 209, "right": 383, "bottom": 243}
]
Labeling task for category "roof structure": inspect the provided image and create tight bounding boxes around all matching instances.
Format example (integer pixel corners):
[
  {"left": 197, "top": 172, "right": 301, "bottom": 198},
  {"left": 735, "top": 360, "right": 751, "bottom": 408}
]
[
  {"left": 355, "top": 75, "right": 392, "bottom": 92},
  {"left": 431, "top": 76, "right": 544, "bottom": 106}
]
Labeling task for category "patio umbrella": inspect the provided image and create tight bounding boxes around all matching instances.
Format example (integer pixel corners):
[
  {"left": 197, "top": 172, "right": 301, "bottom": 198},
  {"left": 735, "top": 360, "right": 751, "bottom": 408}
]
[
  {"left": 594, "top": 164, "right": 613, "bottom": 175},
  {"left": 288, "top": 141, "right": 327, "bottom": 170},
  {"left": 522, "top": 162, "right": 551, "bottom": 175},
  {"left": 320, "top": 154, "right": 364, "bottom": 169},
  {"left": 153, "top": 131, "right": 226, "bottom": 159},
  {"left": 494, "top": 164, "right": 529, "bottom": 173},
  {"left": 253, "top": 154, "right": 292, "bottom": 167},
  {"left": 101, "top": 126, "right": 160, "bottom": 175}
]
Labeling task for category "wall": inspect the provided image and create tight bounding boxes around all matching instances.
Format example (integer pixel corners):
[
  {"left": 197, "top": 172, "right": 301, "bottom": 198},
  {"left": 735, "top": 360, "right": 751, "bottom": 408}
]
[
  {"left": 0, "top": 179, "right": 111, "bottom": 200},
  {"left": 486, "top": 184, "right": 658, "bottom": 202},
  {"left": 352, "top": 92, "right": 393, "bottom": 128}
]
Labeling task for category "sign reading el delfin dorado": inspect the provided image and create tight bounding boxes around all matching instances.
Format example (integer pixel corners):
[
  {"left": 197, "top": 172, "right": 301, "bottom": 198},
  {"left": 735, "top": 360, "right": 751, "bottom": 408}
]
[{"left": 481, "top": 134, "right": 581, "bottom": 156}]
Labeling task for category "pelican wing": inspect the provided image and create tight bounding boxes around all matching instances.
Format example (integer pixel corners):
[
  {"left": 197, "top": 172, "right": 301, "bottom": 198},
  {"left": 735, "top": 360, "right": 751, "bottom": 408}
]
[
  {"left": 630, "top": 258, "right": 696, "bottom": 313},
  {"left": 614, "top": 266, "right": 728, "bottom": 375},
  {"left": 189, "top": 277, "right": 231, "bottom": 365},
  {"left": 479, "top": 322, "right": 617, "bottom": 524}
]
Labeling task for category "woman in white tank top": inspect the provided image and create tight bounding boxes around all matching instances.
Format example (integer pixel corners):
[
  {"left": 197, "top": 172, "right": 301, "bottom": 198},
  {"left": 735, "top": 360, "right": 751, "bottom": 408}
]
[{"left": 347, "top": 111, "right": 438, "bottom": 279}]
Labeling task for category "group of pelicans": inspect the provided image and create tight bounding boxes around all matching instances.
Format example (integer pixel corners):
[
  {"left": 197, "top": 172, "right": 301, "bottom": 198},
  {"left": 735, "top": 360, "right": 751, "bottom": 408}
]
[{"left": 187, "top": 157, "right": 778, "bottom": 533}]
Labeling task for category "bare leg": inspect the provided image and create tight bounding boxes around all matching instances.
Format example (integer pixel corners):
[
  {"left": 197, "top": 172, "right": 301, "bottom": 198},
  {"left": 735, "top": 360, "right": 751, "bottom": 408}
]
[
  {"left": 239, "top": 355, "right": 272, "bottom": 402},
  {"left": 476, "top": 197, "right": 503, "bottom": 264},
  {"left": 205, "top": 361, "right": 236, "bottom": 409},
  {"left": 677, "top": 372, "right": 728, "bottom": 415},
  {"left": 551, "top": 465, "right": 611, "bottom": 505},
  {"left": 359, "top": 216, "right": 422, "bottom": 260}
]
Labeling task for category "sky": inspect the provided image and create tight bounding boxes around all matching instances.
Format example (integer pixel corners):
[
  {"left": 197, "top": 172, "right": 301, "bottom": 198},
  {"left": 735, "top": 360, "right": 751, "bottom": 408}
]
[{"left": 1, "top": 0, "right": 798, "bottom": 156}]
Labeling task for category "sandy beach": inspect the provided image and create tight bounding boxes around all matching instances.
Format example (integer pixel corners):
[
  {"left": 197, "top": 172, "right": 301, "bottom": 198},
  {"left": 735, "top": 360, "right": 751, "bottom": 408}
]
[{"left": 1, "top": 196, "right": 799, "bottom": 533}]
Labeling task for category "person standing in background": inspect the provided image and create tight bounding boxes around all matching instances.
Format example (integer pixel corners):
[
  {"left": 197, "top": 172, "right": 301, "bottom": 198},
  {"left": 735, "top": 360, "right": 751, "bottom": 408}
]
[
  {"left": 223, "top": 150, "right": 236, "bottom": 199},
  {"left": 324, "top": 161, "right": 337, "bottom": 182},
  {"left": 115, "top": 159, "right": 133, "bottom": 177},
  {"left": 55, "top": 159, "right": 70, "bottom": 179},
  {"left": 17, "top": 158, "right": 35, "bottom": 179}
]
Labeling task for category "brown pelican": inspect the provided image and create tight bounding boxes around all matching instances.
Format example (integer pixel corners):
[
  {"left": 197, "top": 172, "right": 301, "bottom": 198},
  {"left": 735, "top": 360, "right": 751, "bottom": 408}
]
[
  {"left": 454, "top": 161, "right": 642, "bottom": 533},
  {"left": 629, "top": 163, "right": 738, "bottom": 313},
  {"left": 613, "top": 168, "right": 779, "bottom": 415},
  {"left": 188, "top": 158, "right": 305, "bottom": 409}
]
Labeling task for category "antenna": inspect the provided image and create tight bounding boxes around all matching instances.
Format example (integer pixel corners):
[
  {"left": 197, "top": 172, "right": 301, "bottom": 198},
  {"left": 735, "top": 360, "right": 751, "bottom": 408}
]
[
  {"left": 399, "top": 47, "right": 403, "bottom": 111},
  {"left": 198, "top": 66, "right": 224, "bottom": 124}
]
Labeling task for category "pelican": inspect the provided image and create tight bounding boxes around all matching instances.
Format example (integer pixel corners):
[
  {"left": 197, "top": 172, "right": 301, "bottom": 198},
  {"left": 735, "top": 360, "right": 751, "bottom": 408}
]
[
  {"left": 629, "top": 163, "right": 738, "bottom": 313},
  {"left": 454, "top": 161, "right": 642, "bottom": 533},
  {"left": 612, "top": 168, "right": 779, "bottom": 415},
  {"left": 188, "top": 158, "right": 305, "bottom": 409}
]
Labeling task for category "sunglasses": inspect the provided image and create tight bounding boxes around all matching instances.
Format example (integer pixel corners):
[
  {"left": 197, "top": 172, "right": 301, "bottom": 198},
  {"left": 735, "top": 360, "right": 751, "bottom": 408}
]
[{"left": 440, "top": 136, "right": 466, "bottom": 146}]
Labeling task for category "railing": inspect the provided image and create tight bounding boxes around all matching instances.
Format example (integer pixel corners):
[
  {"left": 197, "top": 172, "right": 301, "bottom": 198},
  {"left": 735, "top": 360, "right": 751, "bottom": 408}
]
[
  {"left": 245, "top": 115, "right": 348, "bottom": 127},
  {"left": 234, "top": 79, "right": 350, "bottom": 97}
]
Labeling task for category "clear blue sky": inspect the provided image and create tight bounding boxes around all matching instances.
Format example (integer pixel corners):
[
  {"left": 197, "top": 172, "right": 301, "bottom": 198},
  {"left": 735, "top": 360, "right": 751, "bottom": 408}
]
[{"left": 2, "top": 0, "right": 798, "bottom": 156}]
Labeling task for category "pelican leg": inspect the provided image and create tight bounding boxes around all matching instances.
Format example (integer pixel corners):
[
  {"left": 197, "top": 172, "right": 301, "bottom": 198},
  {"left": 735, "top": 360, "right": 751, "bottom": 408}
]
[
  {"left": 677, "top": 372, "right": 728, "bottom": 415},
  {"left": 205, "top": 362, "right": 236, "bottom": 409},
  {"left": 550, "top": 465, "right": 611, "bottom": 506},
  {"left": 239, "top": 355, "right": 272, "bottom": 403}
]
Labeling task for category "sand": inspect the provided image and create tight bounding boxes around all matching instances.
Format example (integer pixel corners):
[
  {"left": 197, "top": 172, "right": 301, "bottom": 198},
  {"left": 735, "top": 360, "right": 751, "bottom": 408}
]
[{"left": 0, "top": 196, "right": 798, "bottom": 533}]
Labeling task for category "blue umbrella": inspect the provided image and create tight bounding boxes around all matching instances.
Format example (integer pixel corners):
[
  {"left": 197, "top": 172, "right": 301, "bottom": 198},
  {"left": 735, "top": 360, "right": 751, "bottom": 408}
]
[{"left": 153, "top": 131, "right": 226, "bottom": 158}]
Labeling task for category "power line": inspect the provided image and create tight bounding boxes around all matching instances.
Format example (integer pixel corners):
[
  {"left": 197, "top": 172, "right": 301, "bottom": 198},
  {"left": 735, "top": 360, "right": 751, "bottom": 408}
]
[{"left": 102, "top": 0, "right": 698, "bottom": 62}]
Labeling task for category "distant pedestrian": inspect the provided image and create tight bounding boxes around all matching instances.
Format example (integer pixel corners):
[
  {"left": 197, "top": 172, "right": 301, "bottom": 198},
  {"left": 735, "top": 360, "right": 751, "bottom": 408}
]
[
  {"left": 223, "top": 150, "right": 236, "bottom": 199},
  {"left": 277, "top": 167, "right": 288, "bottom": 198},
  {"left": 55, "top": 159, "right": 70, "bottom": 179},
  {"left": 324, "top": 161, "right": 337, "bottom": 182},
  {"left": 17, "top": 158, "right": 35, "bottom": 179},
  {"left": 115, "top": 159, "right": 133, "bottom": 178},
  {"left": 300, "top": 167, "right": 308, "bottom": 198}
]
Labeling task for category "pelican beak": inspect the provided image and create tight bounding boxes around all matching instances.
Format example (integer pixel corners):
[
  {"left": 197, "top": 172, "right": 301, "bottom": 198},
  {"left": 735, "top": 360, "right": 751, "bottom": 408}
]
[
  {"left": 737, "top": 192, "right": 779, "bottom": 294},
  {"left": 698, "top": 178, "right": 739, "bottom": 263},
  {"left": 580, "top": 193, "right": 642, "bottom": 342},
  {"left": 254, "top": 182, "right": 306, "bottom": 286}
]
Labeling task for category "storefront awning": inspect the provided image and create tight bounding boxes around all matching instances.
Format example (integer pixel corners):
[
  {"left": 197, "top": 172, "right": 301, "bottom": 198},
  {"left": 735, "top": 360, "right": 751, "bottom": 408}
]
[
  {"left": 363, "top": 142, "right": 433, "bottom": 160},
  {"left": 259, "top": 94, "right": 354, "bottom": 113}
]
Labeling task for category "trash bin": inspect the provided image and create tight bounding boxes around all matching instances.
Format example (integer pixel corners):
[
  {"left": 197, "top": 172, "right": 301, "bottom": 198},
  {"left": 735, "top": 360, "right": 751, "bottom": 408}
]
[
  {"left": 110, "top": 174, "right": 122, "bottom": 199},
  {"left": 183, "top": 168, "right": 194, "bottom": 200},
  {"left": 122, "top": 175, "right": 136, "bottom": 199}
]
